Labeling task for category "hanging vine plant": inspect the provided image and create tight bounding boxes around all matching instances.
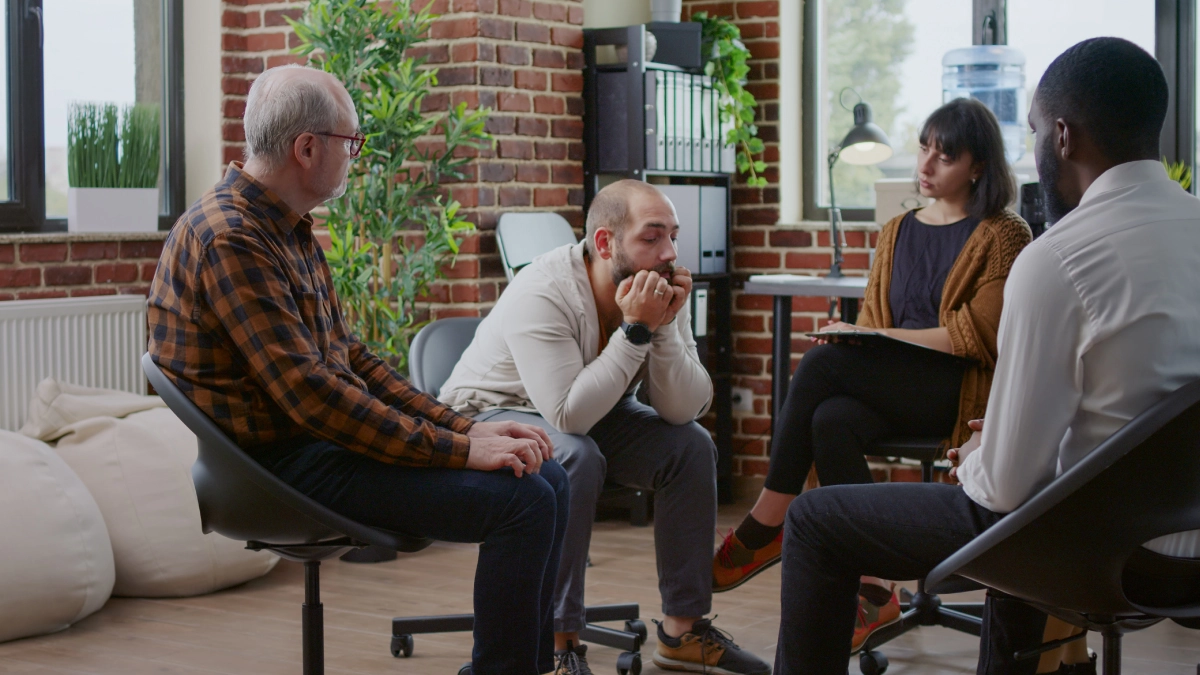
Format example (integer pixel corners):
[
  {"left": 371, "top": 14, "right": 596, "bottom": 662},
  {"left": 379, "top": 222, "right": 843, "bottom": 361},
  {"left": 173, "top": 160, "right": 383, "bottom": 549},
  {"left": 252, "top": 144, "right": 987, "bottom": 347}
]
[{"left": 692, "top": 11, "right": 767, "bottom": 187}]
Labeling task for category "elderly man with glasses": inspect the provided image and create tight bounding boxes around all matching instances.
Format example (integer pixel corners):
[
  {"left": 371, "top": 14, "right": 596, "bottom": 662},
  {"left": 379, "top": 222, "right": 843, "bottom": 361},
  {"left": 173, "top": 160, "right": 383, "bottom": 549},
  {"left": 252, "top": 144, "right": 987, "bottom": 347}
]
[{"left": 147, "top": 65, "right": 568, "bottom": 675}]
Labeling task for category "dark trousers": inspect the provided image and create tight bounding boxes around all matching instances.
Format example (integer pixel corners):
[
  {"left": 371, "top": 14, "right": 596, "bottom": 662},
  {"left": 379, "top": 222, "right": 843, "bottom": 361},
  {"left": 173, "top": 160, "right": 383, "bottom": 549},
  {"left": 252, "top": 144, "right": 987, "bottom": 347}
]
[
  {"left": 259, "top": 438, "right": 569, "bottom": 675},
  {"left": 765, "top": 342, "right": 966, "bottom": 493},
  {"left": 775, "top": 482, "right": 1050, "bottom": 675}
]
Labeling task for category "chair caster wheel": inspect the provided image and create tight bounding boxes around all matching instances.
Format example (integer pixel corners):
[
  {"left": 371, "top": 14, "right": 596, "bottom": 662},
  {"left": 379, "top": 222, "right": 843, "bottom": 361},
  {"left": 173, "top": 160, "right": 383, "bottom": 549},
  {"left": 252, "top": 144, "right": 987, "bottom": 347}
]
[
  {"left": 859, "top": 650, "right": 888, "bottom": 675},
  {"left": 458, "top": 661, "right": 472, "bottom": 675},
  {"left": 391, "top": 634, "right": 413, "bottom": 658},
  {"left": 625, "top": 619, "right": 648, "bottom": 644},
  {"left": 616, "top": 651, "right": 641, "bottom": 675}
]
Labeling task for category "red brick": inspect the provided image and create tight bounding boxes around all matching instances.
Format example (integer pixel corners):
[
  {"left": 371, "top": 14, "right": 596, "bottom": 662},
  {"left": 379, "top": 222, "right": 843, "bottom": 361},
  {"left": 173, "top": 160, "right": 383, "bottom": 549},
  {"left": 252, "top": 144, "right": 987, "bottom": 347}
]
[
  {"left": 784, "top": 252, "right": 831, "bottom": 270},
  {"left": 499, "top": 186, "right": 531, "bottom": 207},
  {"left": 515, "top": 69, "right": 547, "bottom": 90},
  {"left": 17, "top": 290, "right": 67, "bottom": 300},
  {"left": 516, "top": 117, "right": 548, "bottom": 137},
  {"left": 741, "top": 416, "right": 772, "bottom": 435},
  {"left": 532, "top": 49, "right": 566, "bottom": 69},
  {"left": 732, "top": 230, "right": 764, "bottom": 246},
  {"left": 551, "top": 72, "right": 582, "bottom": 92},
  {"left": 552, "top": 164, "right": 583, "bottom": 185},
  {"left": 418, "top": 282, "right": 451, "bottom": 304},
  {"left": 535, "top": 141, "right": 567, "bottom": 160},
  {"left": 497, "top": 45, "right": 530, "bottom": 66},
  {"left": 221, "top": 9, "right": 259, "bottom": 28},
  {"left": 516, "top": 22, "right": 551, "bottom": 43},
  {"left": 20, "top": 243, "right": 67, "bottom": 263},
  {"left": 222, "top": 56, "right": 264, "bottom": 75},
  {"left": 497, "top": 91, "right": 531, "bottom": 112},
  {"left": 410, "top": 44, "right": 450, "bottom": 64},
  {"left": 120, "top": 240, "right": 164, "bottom": 259},
  {"left": 737, "top": 207, "right": 780, "bottom": 225},
  {"left": 0, "top": 293, "right": 13, "bottom": 300},
  {"left": 534, "top": 187, "right": 568, "bottom": 207},
  {"left": 479, "top": 17, "right": 514, "bottom": 39},
  {"left": 738, "top": 1, "right": 779, "bottom": 18},
  {"left": 747, "top": 41, "right": 779, "bottom": 60},
  {"left": 450, "top": 283, "right": 481, "bottom": 303},
  {"left": 223, "top": 34, "right": 247, "bottom": 51},
  {"left": 551, "top": 118, "right": 582, "bottom": 138},
  {"left": 422, "top": 92, "right": 451, "bottom": 113},
  {"left": 769, "top": 230, "right": 812, "bottom": 248},
  {"left": 433, "top": 16, "right": 478, "bottom": 39},
  {"left": 551, "top": 26, "right": 583, "bottom": 49},
  {"left": 499, "top": 0, "right": 532, "bottom": 17},
  {"left": 224, "top": 99, "right": 247, "bottom": 119},
  {"left": 734, "top": 251, "right": 779, "bottom": 269},
  {"left": 480, "top": 66, "right": 514, "bottom": 87},
  {"left": 94, "top": 263, "right": 138, "bottom": 284},
  {"left": 480, "top": 162, "right": 516, "bottom": 182},
  {"left": 246, "top": 32, "right": 286, "bottom": 51},
  {"left": 434, "top": 307, "right": 482, "bottom": 319},
  {"left": 842, "top": 253, "right": 870, "bottom": 269},
  {"left": 222, "top": 76, "right": 252, "bottom": 96},
  {"left": 263, "top": 8, "right": 304, "bottom": 26},
  {"left": 731, "top": 314, "right": 764, "bottom": 333},
  {"left": 516, "top": 164, "right": 550, "bottom": 183},
  {"left": 533, "top": 2, "right": 567, "bottom": 22},
  {"left": 735, "top": 294, "right": 772, "bottom": 310},
  {"left": 71, "top": 242, "right": 119, "bottom": 261},
  {"left": 267, "top": 55, "right": 307, "bottom": 69},
  {"left": 441, "top": 258, "right": 480, "bottom": 279},
  {"left": 736, "top": 337, "right": 773, "bottom": 355},
  {"left": 141, "top": 262, "right": 159, "bottom": 282},
  {"left": 499, "top": 139, "right": 535, "bottom": 159},
  {"left": 224, "top": 146, "right": 245, "bottom": 164},
  {"left": 437, "top": 66, "right": 478, "bottom": 86},
  {"left": 533, "top": 94, "right": 565, "bottom": 114},
  {"left": 70, "top": 288, "right": 118, "bottom": 298},
  {"left": 568, "top": 5, "right": 584, "bottom": 24},
  {"left": 0, "top": 244, "right": 12, "bottom": 264},
  {"left": 451, "top": 42, "right": 478, "bottom": 63},
  {"left": 0, "top": 268, "right": 40, "bottom": 287},
  {"left": 739, "top": 458, "right": 770, "bottom": 476},
  {"left": 223, "top": 122, "right": 247, "bottom": 142},
  {"left": 43, "top": 266, "right": 92, "bottom": 286}
]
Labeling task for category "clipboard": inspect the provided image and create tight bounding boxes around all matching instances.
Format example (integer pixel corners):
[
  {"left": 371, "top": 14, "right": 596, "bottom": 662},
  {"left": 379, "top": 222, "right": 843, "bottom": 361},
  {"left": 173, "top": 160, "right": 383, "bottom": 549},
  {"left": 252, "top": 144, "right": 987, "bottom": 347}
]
[{"left": 803, "top": 331, "right": 978, "bottom": 366}]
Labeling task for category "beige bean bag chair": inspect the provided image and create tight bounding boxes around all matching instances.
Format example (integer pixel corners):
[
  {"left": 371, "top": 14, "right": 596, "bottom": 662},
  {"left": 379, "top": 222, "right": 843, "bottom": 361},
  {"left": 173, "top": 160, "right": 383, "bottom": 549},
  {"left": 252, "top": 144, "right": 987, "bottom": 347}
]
[
  {"left": 21, "top": 379, "right": 278, "bottom": 598},
  {"left": 0, "top": 430, "right": 114, "bottom": 642}
]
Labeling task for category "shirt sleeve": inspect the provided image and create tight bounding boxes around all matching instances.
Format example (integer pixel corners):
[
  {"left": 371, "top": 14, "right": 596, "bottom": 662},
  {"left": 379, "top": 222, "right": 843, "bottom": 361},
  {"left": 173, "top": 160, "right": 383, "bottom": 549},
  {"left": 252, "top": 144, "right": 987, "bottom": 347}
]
[
  {"left": 957, "top": 242, "right": 1085, "bottom": 513},
  {"left": 345, "top": 334, "right": 474, "bottom": 434},
  {"left": 198, "top": 230, "right": 470, "bottom": 468},
  {"left": 645, "top": 299, "right": 713, "bottom": 424}
]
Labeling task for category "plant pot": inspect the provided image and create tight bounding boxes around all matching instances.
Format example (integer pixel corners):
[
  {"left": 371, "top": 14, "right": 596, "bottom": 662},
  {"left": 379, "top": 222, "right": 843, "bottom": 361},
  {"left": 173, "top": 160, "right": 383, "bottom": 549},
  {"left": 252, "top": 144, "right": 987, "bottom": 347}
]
[
  {"left": 67, "top": 187, "right": 160, "bottom": 233},
  {"left": 650, "top": 0, "right": 682, "bottom": 22}
]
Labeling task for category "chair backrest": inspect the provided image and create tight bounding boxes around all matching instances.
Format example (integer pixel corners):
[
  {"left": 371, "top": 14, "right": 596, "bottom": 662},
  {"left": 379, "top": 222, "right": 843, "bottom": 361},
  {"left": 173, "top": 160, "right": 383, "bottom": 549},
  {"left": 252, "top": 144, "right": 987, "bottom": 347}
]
[
  {"left": 409, "top": 317, "right": 483, "bottom": 397},
  {"left": 496, "top": 212, "right": 578, "bottom": 281},
  {"left": 141, "top": 353, "right": 429, "bottom": 552},
  {"left": 928, "top": 379, "right": 1200, "bottom": 620}
]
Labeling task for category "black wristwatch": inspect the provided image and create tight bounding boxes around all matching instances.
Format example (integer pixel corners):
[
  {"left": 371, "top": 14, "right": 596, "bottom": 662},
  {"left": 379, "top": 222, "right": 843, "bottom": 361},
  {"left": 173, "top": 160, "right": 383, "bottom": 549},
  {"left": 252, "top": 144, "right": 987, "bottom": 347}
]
[{"left": 620, "top": 321, "right": 653, "bottom": 345}]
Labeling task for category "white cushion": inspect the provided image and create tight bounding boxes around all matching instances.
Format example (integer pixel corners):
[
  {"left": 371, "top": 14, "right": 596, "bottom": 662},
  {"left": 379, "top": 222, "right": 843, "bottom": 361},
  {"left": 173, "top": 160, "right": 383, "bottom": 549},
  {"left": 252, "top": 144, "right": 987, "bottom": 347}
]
[
  {"left": 0, "top": 430, "right": 114, "bottom": 642},
  {"left": 22, "top": 379, "right": 278, "bottom": 598}
]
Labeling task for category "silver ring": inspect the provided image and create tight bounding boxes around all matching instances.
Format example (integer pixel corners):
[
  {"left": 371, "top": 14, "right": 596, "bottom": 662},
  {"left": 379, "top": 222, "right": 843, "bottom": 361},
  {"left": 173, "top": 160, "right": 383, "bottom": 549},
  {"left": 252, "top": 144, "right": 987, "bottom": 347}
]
[{"left": 654, "top": 289, "right": 665, "bottom": 296}]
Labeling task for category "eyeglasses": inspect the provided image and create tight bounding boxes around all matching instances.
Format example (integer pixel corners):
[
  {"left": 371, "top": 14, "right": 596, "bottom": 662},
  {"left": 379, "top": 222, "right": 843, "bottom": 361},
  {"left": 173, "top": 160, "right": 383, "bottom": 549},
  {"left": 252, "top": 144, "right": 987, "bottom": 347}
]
[{"left": 315, "top": 131, "right": 366, "bottom": 157}]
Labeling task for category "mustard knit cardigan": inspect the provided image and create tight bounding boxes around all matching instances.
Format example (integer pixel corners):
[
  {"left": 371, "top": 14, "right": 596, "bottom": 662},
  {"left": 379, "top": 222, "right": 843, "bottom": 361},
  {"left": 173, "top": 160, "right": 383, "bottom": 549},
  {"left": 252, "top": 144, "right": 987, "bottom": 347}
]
[{"left": 857, "top": 208, "right": 1032, "bottom": 447}]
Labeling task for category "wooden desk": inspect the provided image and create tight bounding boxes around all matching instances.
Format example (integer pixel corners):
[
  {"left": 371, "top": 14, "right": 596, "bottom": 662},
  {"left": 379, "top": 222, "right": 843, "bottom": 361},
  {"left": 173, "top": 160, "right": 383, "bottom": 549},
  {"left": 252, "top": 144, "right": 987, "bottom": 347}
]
[{"left": 743, "top": 274, "right": 869, "bottom": 423}]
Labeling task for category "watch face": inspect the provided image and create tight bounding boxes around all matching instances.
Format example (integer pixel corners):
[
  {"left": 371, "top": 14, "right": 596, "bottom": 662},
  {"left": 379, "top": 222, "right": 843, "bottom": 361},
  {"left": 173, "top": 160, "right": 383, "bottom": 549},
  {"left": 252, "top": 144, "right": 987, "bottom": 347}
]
[{"left": 624, "top": 322, "right": 653, "bottom": 345}]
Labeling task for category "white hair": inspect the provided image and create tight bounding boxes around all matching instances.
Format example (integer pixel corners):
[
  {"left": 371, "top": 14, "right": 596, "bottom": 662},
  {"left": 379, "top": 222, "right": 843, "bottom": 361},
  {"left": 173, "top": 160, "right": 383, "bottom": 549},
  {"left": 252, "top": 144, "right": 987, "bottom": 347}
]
[{"left": 243, "top": 64, "right": 344, "bottom": 169}]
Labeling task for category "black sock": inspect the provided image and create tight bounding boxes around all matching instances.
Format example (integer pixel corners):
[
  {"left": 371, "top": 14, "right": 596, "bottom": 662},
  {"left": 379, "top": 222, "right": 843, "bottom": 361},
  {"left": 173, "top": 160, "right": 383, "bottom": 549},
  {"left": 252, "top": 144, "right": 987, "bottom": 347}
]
[
  {"left": 734, "top": 513, "right": 782, "bottom": 550},
  {"left": 859, "top": 581, "right": 894, "bottom": 607}
]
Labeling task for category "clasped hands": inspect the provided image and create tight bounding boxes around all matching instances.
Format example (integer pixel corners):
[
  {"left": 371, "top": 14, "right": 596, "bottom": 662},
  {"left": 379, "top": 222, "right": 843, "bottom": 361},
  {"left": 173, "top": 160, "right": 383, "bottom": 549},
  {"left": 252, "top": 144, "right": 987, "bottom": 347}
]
[
  {"left": 615, "top": 266, "right": 693, "bottom": 332},
  {"left": 946, "top": 418, "right": 984, "bottom": 483},
  {"left": 466, "top": 421, "right": 554, "bottom": 477}
]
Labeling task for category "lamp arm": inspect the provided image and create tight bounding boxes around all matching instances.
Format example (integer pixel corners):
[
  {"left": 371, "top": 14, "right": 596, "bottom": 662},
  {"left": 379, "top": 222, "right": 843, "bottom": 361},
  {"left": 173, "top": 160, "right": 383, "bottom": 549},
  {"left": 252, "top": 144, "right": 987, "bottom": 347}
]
[{"left": 827, "top": 148, "right": 844, "bottom": 278}]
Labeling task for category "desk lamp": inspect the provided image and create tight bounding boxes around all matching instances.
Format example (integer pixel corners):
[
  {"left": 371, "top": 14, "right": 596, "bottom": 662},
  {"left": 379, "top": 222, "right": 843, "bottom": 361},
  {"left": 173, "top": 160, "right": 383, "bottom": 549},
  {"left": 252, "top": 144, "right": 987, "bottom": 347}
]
[{"left": 827, "top": 100, "right": 892, "bottom": 277}]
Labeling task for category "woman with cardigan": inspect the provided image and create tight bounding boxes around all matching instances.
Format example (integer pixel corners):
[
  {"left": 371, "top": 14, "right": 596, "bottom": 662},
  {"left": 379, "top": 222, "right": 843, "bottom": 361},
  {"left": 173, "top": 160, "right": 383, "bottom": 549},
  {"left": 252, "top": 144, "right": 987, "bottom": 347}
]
[{"left": 713, "top": 98, "right": 1032, "bottom": 650}]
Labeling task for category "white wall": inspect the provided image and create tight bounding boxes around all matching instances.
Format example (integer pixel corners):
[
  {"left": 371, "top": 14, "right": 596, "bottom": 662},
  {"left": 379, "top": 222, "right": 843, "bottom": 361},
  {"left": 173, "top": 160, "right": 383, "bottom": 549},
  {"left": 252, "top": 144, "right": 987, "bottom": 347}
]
[
  {"left": 183, "top": 0, "right": 223, "bottom": 205},
  {"left": 583, "top": 0, "right": 649, "bottom": 28},
  {"left": 778, "top": 0, "right": 802, "bottom": 224}
]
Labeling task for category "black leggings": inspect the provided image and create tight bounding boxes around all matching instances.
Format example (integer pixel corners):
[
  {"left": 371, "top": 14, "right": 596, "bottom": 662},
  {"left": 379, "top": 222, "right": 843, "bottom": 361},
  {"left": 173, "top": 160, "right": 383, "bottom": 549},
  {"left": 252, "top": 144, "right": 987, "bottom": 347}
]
[{"left": 763, "top": 341, "right": 966, "bottom": 493}]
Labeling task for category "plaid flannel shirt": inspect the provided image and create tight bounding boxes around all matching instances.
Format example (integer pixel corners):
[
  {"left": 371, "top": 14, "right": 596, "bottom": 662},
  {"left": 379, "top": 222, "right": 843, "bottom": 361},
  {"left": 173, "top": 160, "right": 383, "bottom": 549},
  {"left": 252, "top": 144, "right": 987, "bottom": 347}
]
[{"left": 147, "top": 162, "right": 473, "bottom": 467}]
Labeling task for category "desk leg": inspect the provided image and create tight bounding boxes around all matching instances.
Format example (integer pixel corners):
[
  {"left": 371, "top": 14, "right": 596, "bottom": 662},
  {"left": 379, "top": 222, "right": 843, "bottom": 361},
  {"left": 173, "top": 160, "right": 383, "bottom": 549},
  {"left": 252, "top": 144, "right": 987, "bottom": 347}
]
[
  {"left": 840, "top": 297, "right": 859, "bottom": 325},
  {"left": 772, "top": 296, "right": 792, "bottom": 425}
]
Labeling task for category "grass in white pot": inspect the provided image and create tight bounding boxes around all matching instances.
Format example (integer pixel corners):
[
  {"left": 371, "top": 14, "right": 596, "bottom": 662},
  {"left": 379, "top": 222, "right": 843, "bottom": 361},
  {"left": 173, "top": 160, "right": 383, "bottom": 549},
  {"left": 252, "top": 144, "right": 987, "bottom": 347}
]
[{"left": 66, "top": 102, "right": 161, "bottom": 232}]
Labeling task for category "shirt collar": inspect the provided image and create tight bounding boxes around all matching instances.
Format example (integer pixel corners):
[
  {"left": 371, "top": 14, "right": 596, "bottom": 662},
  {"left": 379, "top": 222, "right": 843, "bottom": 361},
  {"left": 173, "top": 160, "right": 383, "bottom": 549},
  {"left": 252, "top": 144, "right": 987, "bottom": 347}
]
[
  {"left": 1077, "top": 159, "right": 1170, "bottom": 209},
  {"left": 222, "top": 161, "right": 314, "bottom": 236}
]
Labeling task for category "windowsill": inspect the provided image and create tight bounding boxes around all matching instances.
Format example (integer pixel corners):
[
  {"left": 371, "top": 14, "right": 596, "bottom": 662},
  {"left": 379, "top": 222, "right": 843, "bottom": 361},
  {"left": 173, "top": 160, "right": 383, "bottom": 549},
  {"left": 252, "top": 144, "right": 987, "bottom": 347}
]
[
  {"left": 0, "top": 231, "right": 170, "bottom": 245},
  {"left": 774, "top": 219, "right": 882, "bottom": 231}
]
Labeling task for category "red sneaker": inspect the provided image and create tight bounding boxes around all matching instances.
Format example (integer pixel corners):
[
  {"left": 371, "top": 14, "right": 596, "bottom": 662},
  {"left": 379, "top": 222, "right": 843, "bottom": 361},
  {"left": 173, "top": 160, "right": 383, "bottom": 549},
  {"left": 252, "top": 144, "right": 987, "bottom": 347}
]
[
  {"left": 851, "top": 586, "right": 901, "bottom": 653},
  {"left": 712, "top": 528, "right": 784, "bottom": 593}
]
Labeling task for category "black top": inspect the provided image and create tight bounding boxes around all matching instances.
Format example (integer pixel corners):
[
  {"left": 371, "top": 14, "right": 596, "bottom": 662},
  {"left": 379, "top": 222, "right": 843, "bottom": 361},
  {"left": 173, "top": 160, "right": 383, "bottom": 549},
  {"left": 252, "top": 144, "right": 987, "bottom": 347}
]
[{"left": 888, "top": 210, "right": 980, "bottom": 329}]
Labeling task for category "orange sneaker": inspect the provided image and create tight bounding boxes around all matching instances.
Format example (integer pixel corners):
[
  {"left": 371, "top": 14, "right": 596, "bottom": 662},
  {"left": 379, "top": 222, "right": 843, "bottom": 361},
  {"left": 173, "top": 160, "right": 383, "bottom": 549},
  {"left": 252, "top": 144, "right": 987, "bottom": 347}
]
[
  {"left": 850, "top": 587, "right": 901, "bottom": 653},
  {"left": 712, "top": 528, "right": 784, "bottom": 593}
]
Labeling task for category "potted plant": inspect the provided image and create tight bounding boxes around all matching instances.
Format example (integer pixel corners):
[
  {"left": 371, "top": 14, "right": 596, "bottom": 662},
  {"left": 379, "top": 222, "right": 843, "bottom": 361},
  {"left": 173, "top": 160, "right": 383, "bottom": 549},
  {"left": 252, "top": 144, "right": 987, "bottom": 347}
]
[
  {"left": 289, "top": 0, "right": 491, "bottom": 372},
  {"left": 67, "top": 102, "right": 161, "bottom": 232},
  {"left": 692, "top": 12, "right": 767, "bottom": 187}
]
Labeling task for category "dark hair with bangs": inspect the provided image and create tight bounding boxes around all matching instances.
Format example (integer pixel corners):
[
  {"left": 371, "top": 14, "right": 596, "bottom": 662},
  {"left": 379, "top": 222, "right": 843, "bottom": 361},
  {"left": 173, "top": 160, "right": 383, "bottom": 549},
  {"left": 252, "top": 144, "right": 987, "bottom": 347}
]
[{"left": 917, "top": 98, "right": 1015, "bottom": 220}]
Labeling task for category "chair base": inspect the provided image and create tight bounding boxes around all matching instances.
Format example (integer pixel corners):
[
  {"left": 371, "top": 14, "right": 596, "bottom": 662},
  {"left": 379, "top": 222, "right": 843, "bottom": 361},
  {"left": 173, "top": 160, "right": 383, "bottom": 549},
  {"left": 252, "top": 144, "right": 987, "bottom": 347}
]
[
  {"left": 858, "top": 583, "right": 984, "bottom": 674},
  {"left": 392, "top": 603, "right": 646, "bottom": 675}
]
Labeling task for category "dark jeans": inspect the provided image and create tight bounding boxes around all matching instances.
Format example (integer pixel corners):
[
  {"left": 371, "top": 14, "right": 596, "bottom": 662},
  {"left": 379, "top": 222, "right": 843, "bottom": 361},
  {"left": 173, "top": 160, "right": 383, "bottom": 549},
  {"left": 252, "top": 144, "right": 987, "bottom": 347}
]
[
  {"left": 765, "top": 341, "right": 966, "bottom": 492},
  {"left": 257, "top": 437, "right": 568, "bottom": 675},
  {"left": 775, "top": 482, "right": 1050, "bottom": 675}
]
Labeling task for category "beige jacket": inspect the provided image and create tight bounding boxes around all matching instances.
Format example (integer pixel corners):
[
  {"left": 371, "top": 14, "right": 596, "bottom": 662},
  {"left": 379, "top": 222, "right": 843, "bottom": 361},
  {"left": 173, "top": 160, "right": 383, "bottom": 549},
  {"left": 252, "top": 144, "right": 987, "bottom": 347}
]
[{"left": 439, "top": 242, "right": 712, "bottom": 434}]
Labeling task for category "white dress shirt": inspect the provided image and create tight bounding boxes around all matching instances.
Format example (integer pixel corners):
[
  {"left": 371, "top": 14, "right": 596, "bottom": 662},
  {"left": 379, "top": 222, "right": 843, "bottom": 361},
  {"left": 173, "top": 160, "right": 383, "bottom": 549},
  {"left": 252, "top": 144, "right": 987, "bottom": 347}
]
[{"left": 957, "top": 160, "right": 1200, "bottom": 557}]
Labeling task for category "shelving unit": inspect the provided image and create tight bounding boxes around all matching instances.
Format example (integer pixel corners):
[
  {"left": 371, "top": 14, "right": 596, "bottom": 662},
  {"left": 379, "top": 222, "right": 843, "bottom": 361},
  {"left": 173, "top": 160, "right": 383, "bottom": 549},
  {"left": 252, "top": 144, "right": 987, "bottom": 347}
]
[{"left": 583, "top": 24, "right": 736, "bottom": 502}]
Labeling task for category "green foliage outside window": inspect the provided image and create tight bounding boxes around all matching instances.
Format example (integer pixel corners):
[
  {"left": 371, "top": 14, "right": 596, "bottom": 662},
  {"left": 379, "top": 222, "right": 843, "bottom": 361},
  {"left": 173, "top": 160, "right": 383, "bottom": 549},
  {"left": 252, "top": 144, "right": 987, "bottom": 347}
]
[{"left": 289, "top": 0, "right": 492, "bottom": 372}]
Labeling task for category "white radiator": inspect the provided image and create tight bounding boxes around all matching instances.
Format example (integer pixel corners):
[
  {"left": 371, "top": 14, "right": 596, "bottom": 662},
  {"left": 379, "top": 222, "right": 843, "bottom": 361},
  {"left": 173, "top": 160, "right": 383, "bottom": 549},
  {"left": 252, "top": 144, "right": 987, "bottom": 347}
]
[{"left": 0, "top": 295, "right": 147, "bottom": 431}]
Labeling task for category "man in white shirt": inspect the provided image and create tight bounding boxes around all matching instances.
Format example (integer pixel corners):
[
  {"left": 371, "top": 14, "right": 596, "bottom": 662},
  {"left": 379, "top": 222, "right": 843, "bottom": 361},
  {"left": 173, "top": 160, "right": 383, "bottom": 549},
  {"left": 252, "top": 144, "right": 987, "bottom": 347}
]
[
  {"left": 773, "top": 37, "right": 1200, "bottom": 675},
  {"left": 440, "top": 180, "right": 770, "bottom": 675}
]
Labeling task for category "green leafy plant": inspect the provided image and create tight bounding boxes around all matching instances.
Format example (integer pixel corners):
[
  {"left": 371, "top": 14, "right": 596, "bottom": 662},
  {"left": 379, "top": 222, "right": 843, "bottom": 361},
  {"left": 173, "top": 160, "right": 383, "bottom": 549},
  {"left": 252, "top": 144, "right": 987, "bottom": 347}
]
[
  {"left": 67, "top": 102, "right": 160, "bottom": 188},
  {"left": 1163, "top": 157, "right": 1192, "bottom": 191},
  {"left": 289, "top": 0, "right": 491, "bottom": 371},
  {"left": 692, "top": 11, "right": 766, "bottom": 188}
]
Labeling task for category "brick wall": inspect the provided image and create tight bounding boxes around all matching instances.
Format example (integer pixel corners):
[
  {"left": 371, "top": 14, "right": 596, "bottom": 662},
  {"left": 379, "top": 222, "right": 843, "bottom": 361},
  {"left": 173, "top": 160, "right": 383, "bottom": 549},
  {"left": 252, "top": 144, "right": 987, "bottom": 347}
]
[
  {"left": 0, "top": 234, "right": 167, "bottom": 301},
  {"left": 218, "top": 0, "right": 586, "bottom": 320}
]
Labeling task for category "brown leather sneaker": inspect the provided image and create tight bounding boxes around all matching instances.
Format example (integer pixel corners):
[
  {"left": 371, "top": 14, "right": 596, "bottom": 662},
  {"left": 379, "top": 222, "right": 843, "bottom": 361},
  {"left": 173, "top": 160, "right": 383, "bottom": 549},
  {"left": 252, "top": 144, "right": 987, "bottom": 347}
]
[
  {"left": 712, "top": 528, "right": 784, "bottom": 593},
  {"left": 653, "top": 619, "right": 771, "bottom": 675}
]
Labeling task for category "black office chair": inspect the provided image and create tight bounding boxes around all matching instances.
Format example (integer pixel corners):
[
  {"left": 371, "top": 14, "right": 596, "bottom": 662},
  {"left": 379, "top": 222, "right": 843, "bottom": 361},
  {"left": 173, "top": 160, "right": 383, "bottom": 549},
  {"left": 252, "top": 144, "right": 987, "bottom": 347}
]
[
  {"left": 407, "top": 318, "right": 647, "bottom": 675},
  {"left": 856, "top": 437, "right": 986, "bottom": 675},
  {"left": 926, "top": 380, "right": 1200, "bottom": 675}
]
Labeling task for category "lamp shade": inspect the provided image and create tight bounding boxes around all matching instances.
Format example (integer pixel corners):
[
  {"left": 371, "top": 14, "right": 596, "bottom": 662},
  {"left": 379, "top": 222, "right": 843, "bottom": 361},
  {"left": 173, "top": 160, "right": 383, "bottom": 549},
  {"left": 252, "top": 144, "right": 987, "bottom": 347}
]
[{"left": 838, "top": 102, "right": 892, "bottom": 166}]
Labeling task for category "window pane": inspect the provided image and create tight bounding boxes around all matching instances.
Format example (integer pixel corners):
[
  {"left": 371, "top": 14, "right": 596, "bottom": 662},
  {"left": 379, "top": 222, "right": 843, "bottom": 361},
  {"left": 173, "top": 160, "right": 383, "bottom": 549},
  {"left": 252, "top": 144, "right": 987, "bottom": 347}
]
[
  {"left": 44, "top": 0, "right": 162, "bottom": 218},
  {"left": 814, "top": 0, "right": 973, "bottom": 210},
  {"left": 1007, "top": 0, "right": 1155, "bottom": 182},
  {"left": 1, "top": 9, "right": 8, "bottom": 202}
]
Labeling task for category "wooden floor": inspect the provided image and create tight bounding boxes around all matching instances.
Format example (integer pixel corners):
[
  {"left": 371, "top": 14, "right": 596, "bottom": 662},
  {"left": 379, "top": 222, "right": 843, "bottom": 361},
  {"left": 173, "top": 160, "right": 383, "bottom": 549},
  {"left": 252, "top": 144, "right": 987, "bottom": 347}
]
[{"left": 0, "top": 502, "right": 1196, "bottom": 674}]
